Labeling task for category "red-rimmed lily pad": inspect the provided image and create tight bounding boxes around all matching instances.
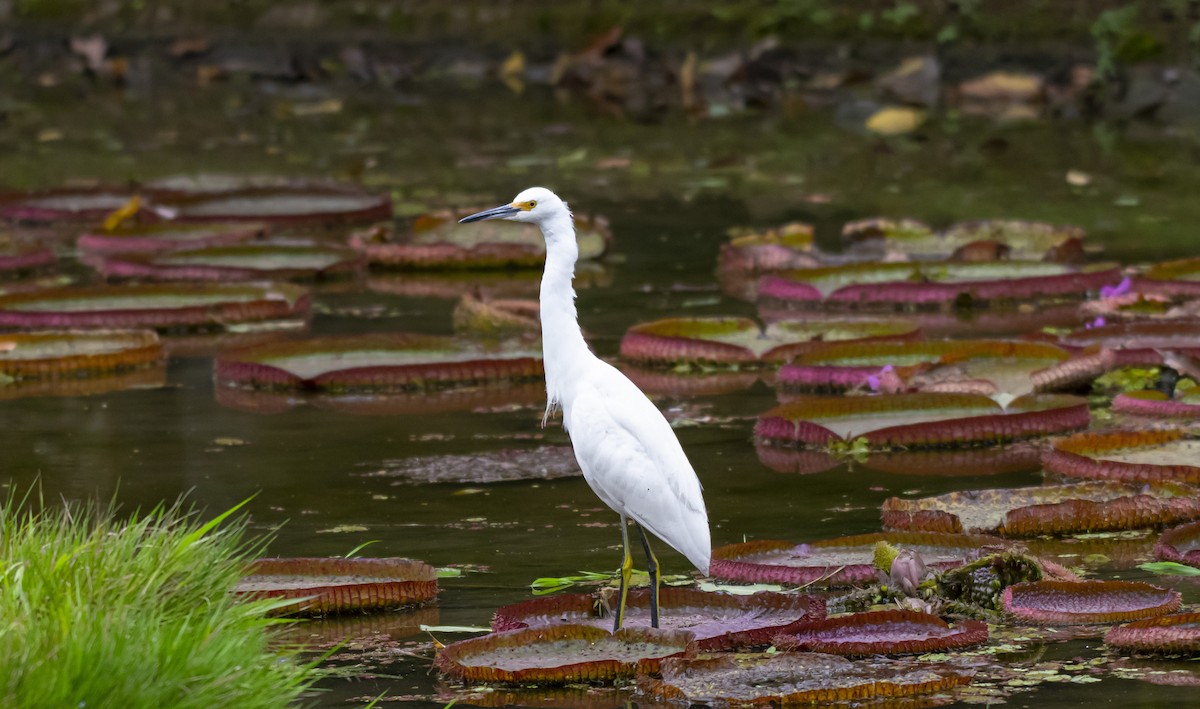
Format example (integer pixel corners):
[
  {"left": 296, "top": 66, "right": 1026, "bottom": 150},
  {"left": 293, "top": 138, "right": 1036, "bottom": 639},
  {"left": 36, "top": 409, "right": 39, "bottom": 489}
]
[
  {"left": 862, "top": 445, "right": 1045, "bottom": 477},
  {"left": 624, "top": 364, "right": 763, "bottom": 398},
  {"left": 620, "top": 317, "right": 920, "bottom": 368},
  {"left": 164, "top": 187, "right": 391, "bottom": 226},
  {"left": 709, "top": 531, "right": 997, "bottom": 587},
  {"left": 1106, "top": 612, "right": 1200, "bottom": 655},
  {"left": 0, "top": 244, "right": 56, "bottom": 275},
  {"left": 717, "top": 222, "right": 817, "bottom": 274},
  {"left": 640, "top": 653, "right": 972, "bottom": 706},
  {"left": 1001, "top": 580, "right": 1181, "bottom": 625},
  {"left": 434, "top": 624, "right": 694, "bottom": 684},
  {"left": 756, "top": 392, "right": 1087, "bottom": 449},
  {"left": 0, "top": 282, "right": 310, "bottom": 331},
  {"left": 1154, "top": 520, "right": 1200, "bottom": 568},
  {"left": 0, "top": 366, "right": 165, "bottom": 400},
  {"left": 1136, "top": 257, "right": 1200, "bottom": 299},
  {"left": 235, "top": 557, "right": 438, "bottom": 615},
  {"left": 841, "top": 217, "right": 935, "bottom": 244},
  {"left": 1114, "top": 390, "right": 1200, "bottom": 418},
  {"left": 941, "top": 220, "right": 1087, "bottom": 255},
  {"left": 369, "top": 446, "right": 581, "bottom": 485},
  {"left": 214, "top": 333, "right": 542, "bottom": 393},
  {"left": 215, "top": 379, "right": 546, "bottom": 416},
  {"left": 773, "top": 610, "right": 988, "bottom": 655},
  {"left": 0, "top": 188, "right": 139, "bottom": 223},
  {"left": 0, "top": 330, "right": 162, "bottom": 379},
  {"left": 77, "top": 222, "right": 265, "bottom": 255},
  {"left": 452, "top": 293, "right": 540, "bottom": 339},
  {"left": 758, "top": 261, "right": 1120, "bottom": 309},
  {"left": 883, "top": 481, "right": 1200, "bottom": 537},
  {"left": 1044, "top": 430, "right": 1200, "bottom": 484},
  {"left": 491, "top": 588, "right": 825, "bottom": 651},
  {"left": 1059, "top": 319, "right": 1200, "bottom": 352},
  {"left": 96, "top": 243, "right": 364, "bottom": 281}
]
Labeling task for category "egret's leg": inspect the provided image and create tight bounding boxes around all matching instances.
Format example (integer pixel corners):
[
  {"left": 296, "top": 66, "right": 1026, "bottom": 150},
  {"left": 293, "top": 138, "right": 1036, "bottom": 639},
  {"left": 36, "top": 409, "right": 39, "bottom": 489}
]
[
  {"left": 613, "top": 514, "right": 633, "bottom": 632},
  {"left": 636, "top": 525, "right": 660, "bottom": 628}
]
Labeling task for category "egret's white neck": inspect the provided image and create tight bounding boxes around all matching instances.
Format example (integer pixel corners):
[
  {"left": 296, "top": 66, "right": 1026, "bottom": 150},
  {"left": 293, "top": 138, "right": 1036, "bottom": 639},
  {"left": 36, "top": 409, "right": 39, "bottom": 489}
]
[{"left": 537, "top": 211, "right": 592, "bottom": 423}]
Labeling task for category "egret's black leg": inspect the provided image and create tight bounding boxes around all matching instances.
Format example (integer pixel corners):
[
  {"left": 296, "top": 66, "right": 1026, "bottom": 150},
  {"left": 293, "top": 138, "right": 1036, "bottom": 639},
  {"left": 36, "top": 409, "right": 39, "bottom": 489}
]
[
  {"left": 614, "top": 515, "right": 633, "bottom": 632},
  {"left": 637, "top": 525, "right": 660, "bottom": 629}
]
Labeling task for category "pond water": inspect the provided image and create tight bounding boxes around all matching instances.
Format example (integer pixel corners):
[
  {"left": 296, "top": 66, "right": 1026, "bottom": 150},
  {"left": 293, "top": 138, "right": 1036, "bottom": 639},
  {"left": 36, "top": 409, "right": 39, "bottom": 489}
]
[{"left": 4, "top": 74, "right": 1200, "bottom": 706}]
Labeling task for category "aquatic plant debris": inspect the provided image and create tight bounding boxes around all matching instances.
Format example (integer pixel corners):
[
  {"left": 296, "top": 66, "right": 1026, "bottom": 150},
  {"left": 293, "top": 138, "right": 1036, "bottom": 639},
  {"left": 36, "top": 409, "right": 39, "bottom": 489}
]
[{"left": 367, "top": 446, "right": 581, "bottom": 485}]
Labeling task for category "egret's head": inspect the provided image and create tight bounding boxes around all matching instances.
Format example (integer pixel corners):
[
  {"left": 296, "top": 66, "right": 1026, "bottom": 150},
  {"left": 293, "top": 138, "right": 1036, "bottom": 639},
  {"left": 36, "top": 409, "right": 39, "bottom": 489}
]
[{"left": 458, "top": 187, "right": 566, "bottom": 226}]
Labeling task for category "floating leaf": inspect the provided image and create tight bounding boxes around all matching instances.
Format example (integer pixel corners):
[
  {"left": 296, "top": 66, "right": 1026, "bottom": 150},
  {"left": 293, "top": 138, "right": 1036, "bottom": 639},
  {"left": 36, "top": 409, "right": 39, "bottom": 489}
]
[
  {"left": 77, "top": 221, "right": 266, "bottom": 256},
  {"left": 773, "top": 609, "right": 988, "bottom": 655},
  {"left": 1137, "top": 257, "right": 1200, "bottom": 299},
  {"left": 492, "top": 587, "right": 824, "bottom": 651},
  {"left": 1001, "top": 580, "right": 1180, "bottom": 625},
  {"left": 1113, "top": 390, "right": 1200, "bottom": 419},
  {"left": 717, "top": 222, "right": 816, "bottom": 274},
  {"left": 866, "top": 106, "right": 925, "bottom": 136},
  {"left": 235, "top": 557, "right": 438, "bottom": 616},
  {"left": 0, "top": 188, "right": 138, "bottom": 223},
  {"left": 1045, "top": 429, "right": 1200, "bottom": 484},
  {"left": 0, "top": 330, "right": 162, "bottom": 380},
  {"left": 164, "top": 187, "right": 392, "bottom": 226},
  {"left": 0, "top": 282, "right": 309, "bottom": 331},
  {"left": 710, "top": 531, "right": 997, "bottom": 587},
  {"left": 0, "top": 244, "right": 56, "bottom": 276},
  {"left": 369, "top": 447, "right": 580, "bottom": 485},
  {"left": 452, "top": 293, "right": 539, "bottom": 339},
  {"left": 434, "top": 624, "right": 694, "bottom": 684},
  {"left": 1138, "top": 562, "right": 1200, "bottom": 577},
  {"left": 96, "top": 243, "right": 364, "bottom": 282},
  {"left": 883, "top": 481, "right": 1200, "bottom": 537},
  {"left": 1154, "top": 520, "right": 1200, "bottom": 569},
  {"left": 1106, "top": 612, "right": 1200, "bottom": 654}
]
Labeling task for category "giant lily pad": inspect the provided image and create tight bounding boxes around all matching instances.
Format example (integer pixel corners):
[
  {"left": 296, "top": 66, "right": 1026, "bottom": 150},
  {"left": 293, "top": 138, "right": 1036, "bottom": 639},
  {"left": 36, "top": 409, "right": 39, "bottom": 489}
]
[
  {"left": 0, "top": 282, "right": 309, "bottom": 331},
  {"left": 452, "top": 293, "right": 540, "bottom": 339},
  {"left": 777, "top": 339, "right": 1068, "bottom": 397},
  {"left": 709, "top": 531, "right": 996, "bottom": 587},
  {"left": 758, "top": 262, "right": 1120, "bottom": 309},
  {"left": 96, "top": 244, "right": 364, "bottom": 281},
  {"left": 756, "top": 392, "right": 1087, "bottom": 449},
  {"left": 1114, "top": 390, "right": 1200, "bottom": 419},
  {"left": 1044, "top": 430, "right": 1200, "bottom": 485},
  {"left": 1060, "top": 319, "right": 1200, "bottom": 352},
  {"left": 1137, "top": 257, "right": 1200, "bottom": 299},
  {"left": 353, "top": 209, "right": 609, "bottom": 270},
  {"left": 235, "top": 557, "right": 438, "bottom": 615},
  {"left": 0, "top": 188, "right": 138, "bottom": 223},
  {"left": 0, "top": 244, "right": 56, "bottom": 275},
  {"left": 773, "top": 610, "right": 988, "bottom": 655},
  {"left": 0, "top": 330, "right": 162, "bottom": 379},
  {"left": 1106, "top": 612, "right": 1200, "bottom": 655},
  {"left": 1154, "top": 520, "right": 1200, "bottom": 568},
  {"left": 620, "top": 317, "right": 919, "bottom": 368},
  {"left": 77, "top": 222, "right": 265, "bottom": 255},
  {"left": 641, "top": 653, "right": 971, "bottom": 706},
  {"left": 434, "top": 624, "right": 694, "bottom": 684},
  {"left": 883, "top": 481, "right": 1200, "bottom": 537},
  {"left": 623, "top": 364, "right": 763, "bottom": 398},
  {"left": 861, "top": 445, "right": 1045, "bottom": 477},
  {"left": 369, "top": 446, "right": 581, "bottom": 485},
  {"left": 214, "top": 333, "right": 542, "bottom": 393},
  {"left": 491, "top": 588, "right": 825, "bottom": 651},
  {"left": 844, "top": 218, "right": 1085, "bottom": 262},
  {"left": 717, "top": 222, "right": 817, "bottom": 274},
  {"left": 841, "top": 217, "right": 936, "bottom": 245},
  {"left": 216, "top": 378, "right": 546, "bottom": 416},
  {"left": 0, "top": 365, "right": 165, "bottom": 400},
  {"left": 165, "top": 187, "right": 391, "bottom": 226},
  {"left": 1001, "top": 580, "right": 1181, "bottom": 625}
]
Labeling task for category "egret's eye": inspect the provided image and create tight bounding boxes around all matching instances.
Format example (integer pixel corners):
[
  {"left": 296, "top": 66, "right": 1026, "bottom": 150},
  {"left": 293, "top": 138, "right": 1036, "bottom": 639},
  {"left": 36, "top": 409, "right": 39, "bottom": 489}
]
[{"left": 529, "top": 200, "right": 537, "bottom": 208}]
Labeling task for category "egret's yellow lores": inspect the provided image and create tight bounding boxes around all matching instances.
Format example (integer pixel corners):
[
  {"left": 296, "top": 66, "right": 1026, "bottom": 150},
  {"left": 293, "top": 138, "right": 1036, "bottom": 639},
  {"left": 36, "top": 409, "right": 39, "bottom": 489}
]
[{"left": 460, "top": 188, "right": 711, "bottom": 630}]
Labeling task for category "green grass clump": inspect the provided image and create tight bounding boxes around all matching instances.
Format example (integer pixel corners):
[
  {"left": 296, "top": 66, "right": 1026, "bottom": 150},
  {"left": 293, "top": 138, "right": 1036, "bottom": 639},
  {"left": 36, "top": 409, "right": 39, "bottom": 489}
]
[{"left": 0, "top": 493, "right": 319, "bottom": 708}]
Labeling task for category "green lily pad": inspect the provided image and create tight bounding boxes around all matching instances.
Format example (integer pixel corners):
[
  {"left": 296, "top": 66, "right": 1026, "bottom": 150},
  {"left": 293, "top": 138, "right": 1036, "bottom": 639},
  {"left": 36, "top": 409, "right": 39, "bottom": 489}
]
[{"left": 97, "top": 244, "right": 364, "bottom": 281}]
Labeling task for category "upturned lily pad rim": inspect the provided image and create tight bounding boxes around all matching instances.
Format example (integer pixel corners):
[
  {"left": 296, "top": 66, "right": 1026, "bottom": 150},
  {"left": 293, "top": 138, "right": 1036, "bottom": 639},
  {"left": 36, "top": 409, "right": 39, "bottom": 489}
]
[
  {"left": 0, "top": 187, "right": 139, "bottom": 222},
  {"left": 772, "top": 609, "right": 989, "bottom": 656},
  {"left": 1154, "top": 520, "right": 1200, "bottom": 568},
  {"left": 490, "top": 587, "right": 825, "bottom": 651},
  {"left": 1105, "top": 611, "right": 1200, "bottom": 654},
  {"left": 1001, "top": 579, "right": 1181, "bottom": 625},
  {"left": 1114, "top": 390, "right": 1200, "bottom": 419},
  {"left": 76, "top": 221, "right": 267, "bottom": 255},
  {"left": 0, "top": 245, "right": 56, "bottom": 272},
  {"left": 709, "top": 530, "right": 999, "bottom": 586},
  {"left": 97, "top": 244, "right": 365, "bottom": 282},
  {"left": 1044, "top": 429, "right": 1200, "bottom": 484},
  {"left": 164, "top": 186, "right": 393, "bottom": 225},
  {"left": 434, "top": 624, "right": 695, "bottom": 685},
  {"left": 0, "top": 330, "right": 163, "bottom": 379},
  {"left": 236, "top": 556, "right": 438, "bottom": 616}
]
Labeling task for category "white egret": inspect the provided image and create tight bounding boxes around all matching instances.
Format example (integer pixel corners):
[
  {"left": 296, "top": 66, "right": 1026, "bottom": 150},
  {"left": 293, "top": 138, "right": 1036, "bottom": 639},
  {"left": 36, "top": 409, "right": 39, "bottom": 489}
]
[{"left": 460, "top": 188, "right": 711, "bottom": 630}]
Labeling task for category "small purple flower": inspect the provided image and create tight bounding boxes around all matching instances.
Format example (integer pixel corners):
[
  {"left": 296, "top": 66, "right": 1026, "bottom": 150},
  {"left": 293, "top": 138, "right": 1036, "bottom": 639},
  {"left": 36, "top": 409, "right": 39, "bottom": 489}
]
[
  {"left": 1100, "top": 277, "right": 1132, "bottom": 300},
  {"left": 867, "top": 364, "right": 894, "bottom": 392},
  {"left": 1085, "top": 316, "right": 1107, "bottom": 329}
]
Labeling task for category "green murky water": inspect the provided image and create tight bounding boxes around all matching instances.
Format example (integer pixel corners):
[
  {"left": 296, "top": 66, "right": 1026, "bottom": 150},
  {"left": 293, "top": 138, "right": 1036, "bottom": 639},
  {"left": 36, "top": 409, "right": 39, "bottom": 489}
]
[{"left": 4, "top": 74, "right": 1200, "bottom": 706}]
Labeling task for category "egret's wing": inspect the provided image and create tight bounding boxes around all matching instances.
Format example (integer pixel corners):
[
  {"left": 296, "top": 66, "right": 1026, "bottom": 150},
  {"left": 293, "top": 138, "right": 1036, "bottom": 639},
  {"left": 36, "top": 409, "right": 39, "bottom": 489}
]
[{"left": 565, "top": 360, "right": 710, "bottom": 573}]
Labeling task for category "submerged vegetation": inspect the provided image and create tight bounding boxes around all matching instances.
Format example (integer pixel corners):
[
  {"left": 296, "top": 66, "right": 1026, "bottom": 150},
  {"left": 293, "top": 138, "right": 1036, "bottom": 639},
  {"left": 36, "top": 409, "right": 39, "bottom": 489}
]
[{"left": 0, "top": 493, "right": 320, "bottom": 708}]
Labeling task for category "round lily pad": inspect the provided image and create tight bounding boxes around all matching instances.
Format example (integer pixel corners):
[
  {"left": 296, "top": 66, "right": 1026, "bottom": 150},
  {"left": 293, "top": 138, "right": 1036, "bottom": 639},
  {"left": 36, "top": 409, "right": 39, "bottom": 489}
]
[
  {"left": 0, "top": 244, "right": 56, "bottom": 275},
  {"left": 844, "top": 218, "right": 1085, "bottom": 262},
  {"left": 1137, "top": 257, "right": 1200, "bottom": 299},
  {"left": 623, "top": 364, "right": 762, "bottom": 398},
  {"left": 491, "top": 588, "right": 825, "bottom": 651},
  {"left": 96, "top": 244, "right": 364, "bottom": 281},
  {"left": 941, "top": 220, "right": 1087, "bottom": 255},
  {"left": 718, "top": 222, "right": 817, "bottom": 274},
  {"left": 1001, "top": 580, "right": 1181, "bottom": 625},
  {"left": 777, "top": 339, "right": 1068, "bottom": 395},
  {"left": 0, "top": 330, "right": 162, "bottom": 379},
  {"left": 371, "top": 446, "right": 581, "bottom": 485},
  {"left": 215, "top": 379, "right": 547, "bottom": 417},
  {"left": 758, "top": 262, "right": 1120, "bottom": 309},
  {"left": 0, "top": 188, "right": 138, "bottom": 223},
  {"left": 367, "top": 270, "right": 541, "bottom": 301},
  {"left": 756, "top": 392, "right": 1088, "bottom": 449},
  {"left": 0, "top": 366, "right": 165, "bottom": 401},
  {"left": 0, "top": 282, "right": 310, "bottom": 331},
  {"left": 235, "top": 557, "right": 438, "bottom": 615},
  {"left": 1114, "top": 390, "right": 1200, "bottom": 419},
  {"left": 452, "top": 293, "right": 539, "bottom": 339},
  {"left": 1106, "top": 612, "right": 1200, "bottom": 655},
  {"left": 1154, "top": 520, "right": 1200, "bottom": 568},
  {"left": 883, "top": 481, "right": 1200, "bottom": 537},
  {"left": 641, "top": 653, "right": 971, "bottom": 706},
  {"left": 773, "top": 609, "right": 988, "bottom": 655},
  {"left": 214, "top": 333, "right": 542, "bottom": 393},
  {"left": 77, "top": 222, "right": 265, "bottom": 255},
  {"left": 620, "top": 317, "right": 920, "bottom": 368},
  {"left": 1045, "top": 430, "right": 1200, "bottom": 485},
  {"left": 862, "top": 445, "right": 1045, "bottom": 477},
  {"left": 709, "top": 531, "right": 997, "bottom": 587},
  {"left": 166, "top": 187, "right": 391, "bottom": 226},
  {"left": 1060, "top": 319, "right": 1200, "bottom": 351},
  {"left": 434, "top": 624, "right": 694, "bottom": 684},
  {"left": 841, "top": 217, "right": 935, "bottom": 244}
]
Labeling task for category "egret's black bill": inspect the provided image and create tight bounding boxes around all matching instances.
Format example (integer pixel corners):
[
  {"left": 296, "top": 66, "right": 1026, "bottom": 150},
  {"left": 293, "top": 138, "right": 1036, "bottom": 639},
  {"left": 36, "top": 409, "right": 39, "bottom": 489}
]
[{"left": 459, "top": 204, "right": 520, "bottom": 223}]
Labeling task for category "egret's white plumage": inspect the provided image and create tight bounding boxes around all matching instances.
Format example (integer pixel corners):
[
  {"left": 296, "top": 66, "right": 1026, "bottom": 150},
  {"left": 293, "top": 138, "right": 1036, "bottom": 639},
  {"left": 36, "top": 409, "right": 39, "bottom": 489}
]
[{"left": 460, "top": 187, "right": 711, "bottom": 628}]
